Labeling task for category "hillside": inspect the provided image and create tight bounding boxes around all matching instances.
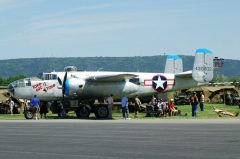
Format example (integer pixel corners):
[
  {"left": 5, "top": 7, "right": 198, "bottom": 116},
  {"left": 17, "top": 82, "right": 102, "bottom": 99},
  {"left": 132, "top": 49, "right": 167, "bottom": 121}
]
[{"left": 0, "top": 55, "right": 238, "bottom": 77}]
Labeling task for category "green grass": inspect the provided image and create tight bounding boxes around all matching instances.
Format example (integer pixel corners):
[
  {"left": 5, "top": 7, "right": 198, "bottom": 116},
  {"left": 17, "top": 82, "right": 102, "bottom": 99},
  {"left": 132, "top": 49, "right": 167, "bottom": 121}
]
[
  {"left": 172, "top": 104, "right": 240, "bottom": 119},
  {"left": 0, "top": 104, "right": 239, "bottom": 120},
  {"left": 111, "top": 104, "right": 240, "bottom": 119}
]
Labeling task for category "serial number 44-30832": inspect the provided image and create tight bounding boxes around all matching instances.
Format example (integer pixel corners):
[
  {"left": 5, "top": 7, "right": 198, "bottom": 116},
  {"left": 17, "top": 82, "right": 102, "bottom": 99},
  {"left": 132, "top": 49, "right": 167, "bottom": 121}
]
[{"left": 195, "top": 66, "right": 212, "bottom": 71}]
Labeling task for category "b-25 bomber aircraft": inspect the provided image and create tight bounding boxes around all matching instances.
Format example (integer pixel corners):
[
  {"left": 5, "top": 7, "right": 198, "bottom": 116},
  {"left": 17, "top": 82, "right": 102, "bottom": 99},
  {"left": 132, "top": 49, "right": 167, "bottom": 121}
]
[{"left": 8, "top": 48, "right": 213, "bottom": 119}]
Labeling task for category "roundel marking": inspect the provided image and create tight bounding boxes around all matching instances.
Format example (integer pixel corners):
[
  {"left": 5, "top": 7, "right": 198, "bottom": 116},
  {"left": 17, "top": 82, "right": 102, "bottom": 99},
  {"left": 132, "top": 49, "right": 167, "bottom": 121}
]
[{"left": 152, "top": 75, "right": 168, "bottom": 92}]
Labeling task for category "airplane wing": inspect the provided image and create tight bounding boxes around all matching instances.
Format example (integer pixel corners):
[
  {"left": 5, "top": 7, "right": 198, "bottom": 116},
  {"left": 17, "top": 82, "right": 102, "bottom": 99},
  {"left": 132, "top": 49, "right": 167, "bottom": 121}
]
[{"left": 86, "top": 73, "right": 138, "bottom": 82}]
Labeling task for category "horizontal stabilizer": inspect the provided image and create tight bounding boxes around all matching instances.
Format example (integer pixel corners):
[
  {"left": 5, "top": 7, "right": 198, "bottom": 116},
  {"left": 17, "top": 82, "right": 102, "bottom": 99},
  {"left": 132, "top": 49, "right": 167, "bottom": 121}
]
[{"left": 175, "top": 71, "right": 192, "bottom": 78}]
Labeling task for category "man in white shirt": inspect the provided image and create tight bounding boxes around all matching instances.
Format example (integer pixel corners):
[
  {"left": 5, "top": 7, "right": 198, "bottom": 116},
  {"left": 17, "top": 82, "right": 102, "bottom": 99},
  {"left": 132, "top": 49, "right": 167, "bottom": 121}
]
[
  {"left": 107, "top": 94, "right": 114, "bottom": 119},
  {"left": 9, "top": 98, "right": 14, "bottom": 115}
]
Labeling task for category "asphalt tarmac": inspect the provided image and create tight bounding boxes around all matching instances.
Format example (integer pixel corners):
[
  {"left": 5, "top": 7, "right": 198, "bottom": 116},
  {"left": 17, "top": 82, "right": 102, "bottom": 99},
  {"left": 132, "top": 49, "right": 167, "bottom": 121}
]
[{"left": 0, "top": 119, "right": 240, "bottom": 159}]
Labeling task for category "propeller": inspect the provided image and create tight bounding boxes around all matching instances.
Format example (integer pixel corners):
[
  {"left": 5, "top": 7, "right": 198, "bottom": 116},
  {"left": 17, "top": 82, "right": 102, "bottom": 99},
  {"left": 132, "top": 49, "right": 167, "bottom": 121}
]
[
  {"left": 56, "top": 71, "right": 68, "bottom": 118},
  {"left": 62, "top": 71, "right": 68, "bottom": 101},
  {"left": 57, "top": 72, "right": 68, "bottom": 96},
  {"left": 57, "top": 77, "right": 62, "bottom": 86},
  {"left": 57, "top": 72, "right": 68, "bottom": 102}
]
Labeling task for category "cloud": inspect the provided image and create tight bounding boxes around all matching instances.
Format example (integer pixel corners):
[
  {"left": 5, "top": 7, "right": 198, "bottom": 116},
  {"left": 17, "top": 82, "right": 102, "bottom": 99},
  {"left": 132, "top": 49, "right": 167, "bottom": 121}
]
[{"left": 7, "top": 3, "right": 151, "bottom": 43}]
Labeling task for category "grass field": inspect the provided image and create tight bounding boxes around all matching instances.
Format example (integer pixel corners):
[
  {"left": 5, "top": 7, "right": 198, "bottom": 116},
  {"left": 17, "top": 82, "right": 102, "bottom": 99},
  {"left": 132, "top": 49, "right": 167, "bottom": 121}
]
[{"left": 0, "top": 104, "right": 239, "bottom": 120}]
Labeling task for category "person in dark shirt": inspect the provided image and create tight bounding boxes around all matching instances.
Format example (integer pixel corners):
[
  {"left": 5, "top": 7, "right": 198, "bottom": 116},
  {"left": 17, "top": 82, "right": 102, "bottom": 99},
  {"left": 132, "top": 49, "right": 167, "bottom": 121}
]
[
  {"left": 190, "top": 92, "right": 198, "bottom": 117},
  {"left": 40, "top": 103, "right": 48, "bottom": 119}
]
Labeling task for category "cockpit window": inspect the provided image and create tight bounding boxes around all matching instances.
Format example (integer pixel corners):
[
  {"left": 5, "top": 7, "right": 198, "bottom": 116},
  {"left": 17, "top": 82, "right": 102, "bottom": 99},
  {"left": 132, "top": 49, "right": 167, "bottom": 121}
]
[
  {"left": 11, "top": 81, "right": 18, "bottom": 88},
  {"left": 10, "top": 78, "right": 32, "bottom": 88},
  {"left": 42, "top": 73, "right": 57, "bottom": 80},
  {"left": 25, "top": 78, "right": 31, "bottom": 86},
  {"left": 129, "top": 78, "right": 140, "bottom": 85},
  {"left": 18, "top": 80, "right": 25, "bottom": 87}
]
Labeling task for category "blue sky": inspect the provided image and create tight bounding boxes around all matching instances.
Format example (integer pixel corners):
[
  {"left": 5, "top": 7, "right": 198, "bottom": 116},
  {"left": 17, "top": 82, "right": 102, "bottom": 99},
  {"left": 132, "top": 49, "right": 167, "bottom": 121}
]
[{"left": 0, "top": 0, "right": 239, "bottom": 60}]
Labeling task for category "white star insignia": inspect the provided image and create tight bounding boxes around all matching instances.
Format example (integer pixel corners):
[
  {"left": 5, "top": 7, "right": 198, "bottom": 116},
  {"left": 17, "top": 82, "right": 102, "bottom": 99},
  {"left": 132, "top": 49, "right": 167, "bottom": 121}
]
[{"left": 153, "top": 76, "right": 167, "bottom": 89}]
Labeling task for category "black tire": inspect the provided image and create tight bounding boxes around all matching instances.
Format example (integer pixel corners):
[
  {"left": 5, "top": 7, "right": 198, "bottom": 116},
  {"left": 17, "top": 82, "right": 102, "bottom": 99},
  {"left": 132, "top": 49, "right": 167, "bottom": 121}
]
[
  {"left": 94, "top": 105, "right": 109, "bottom": 119},
  {"left": 24, "top": 110, "right": 33, "bottom": 119},
  {"left": 76, "top": 105, "right": 91, "bottom": 118}
]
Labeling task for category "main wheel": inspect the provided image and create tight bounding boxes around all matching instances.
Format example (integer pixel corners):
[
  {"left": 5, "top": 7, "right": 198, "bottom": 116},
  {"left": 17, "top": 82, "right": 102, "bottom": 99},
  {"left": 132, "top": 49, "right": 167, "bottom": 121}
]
[
  {"left": 76, "top": 105, "right": 91, "bottom": 118},
  {"left": 95, "top": 105, "right": 109, "bottom": 119},
  {"left": 24, "top": 110, "right": 33, "bottom": 119}
]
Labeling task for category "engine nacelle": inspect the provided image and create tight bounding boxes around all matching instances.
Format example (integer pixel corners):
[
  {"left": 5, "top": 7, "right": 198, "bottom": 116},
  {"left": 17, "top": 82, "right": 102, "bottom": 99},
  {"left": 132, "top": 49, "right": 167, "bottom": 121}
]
[{"left": 65, "top": 78, "right": 85, "bottom": 97}]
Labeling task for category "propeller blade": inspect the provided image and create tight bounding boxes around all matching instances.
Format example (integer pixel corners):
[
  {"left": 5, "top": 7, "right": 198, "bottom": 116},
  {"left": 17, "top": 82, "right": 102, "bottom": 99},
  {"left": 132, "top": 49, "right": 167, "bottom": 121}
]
[
  {"left": 57, "top": 77, "right": 62, "bottom": 85},
  {"left": 63, "top": 72, "right": 67, "bottom": 95}
]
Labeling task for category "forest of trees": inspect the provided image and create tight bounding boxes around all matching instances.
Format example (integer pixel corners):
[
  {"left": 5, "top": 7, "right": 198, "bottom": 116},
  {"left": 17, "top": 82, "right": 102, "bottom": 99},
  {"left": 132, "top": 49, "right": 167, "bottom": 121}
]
[{"left": 0, "top": 75, "right": 26, "bottom": 86}]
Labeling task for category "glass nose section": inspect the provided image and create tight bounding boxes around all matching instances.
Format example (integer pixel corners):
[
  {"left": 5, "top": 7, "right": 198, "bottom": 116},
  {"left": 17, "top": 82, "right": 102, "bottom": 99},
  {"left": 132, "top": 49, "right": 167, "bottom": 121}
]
[{"left": 8, "top": 83, "right": 15, "bottom": 95}]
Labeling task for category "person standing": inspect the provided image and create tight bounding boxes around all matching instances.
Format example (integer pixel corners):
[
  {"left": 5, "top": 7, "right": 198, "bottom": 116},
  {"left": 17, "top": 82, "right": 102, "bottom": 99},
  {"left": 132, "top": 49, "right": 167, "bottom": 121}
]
[
  {"left": 199, "top": 92, "right": 205, "bottom": 111},
  {"left": 190, "top": 92, "right": 198, "bottom": 117},
  {"left": 40, "top": 103, "right": 48, "bottom": 119},
  {"left": 24, "top": 99, "right": 29, "bottom": 112},
  {"left": 107, "top": 94, "right": 114, "bottom": 119},
  {"left": 121, "top": 96, "right": 130, "bottom": 119},
  {"left": 134, "top": 95, "right": 141, "bottom": 118},
  {"left": 31, "top": 95, "right": 40, "bottom": 120},
  {"left": 9, "top": 98, "right": 14, "bottom": 115}
]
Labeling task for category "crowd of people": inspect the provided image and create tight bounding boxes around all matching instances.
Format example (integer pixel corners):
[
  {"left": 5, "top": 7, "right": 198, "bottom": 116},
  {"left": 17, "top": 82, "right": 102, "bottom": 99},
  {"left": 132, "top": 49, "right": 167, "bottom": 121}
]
[
  {"left": 146, "top": 95, "right": 181, "bottom": 117},
  {"left": 7, "top": 90, "right": 239, "bottom": 119},
  {"left": 4, "top": 93, "right": 188, "bottom": 120}
]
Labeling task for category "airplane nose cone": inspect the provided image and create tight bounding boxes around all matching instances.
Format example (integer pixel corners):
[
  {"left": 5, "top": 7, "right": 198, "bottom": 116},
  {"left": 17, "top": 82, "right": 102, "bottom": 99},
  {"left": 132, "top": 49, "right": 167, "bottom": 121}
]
[{"left": 8, "top": 83, "right": 15, "bottom": 96}]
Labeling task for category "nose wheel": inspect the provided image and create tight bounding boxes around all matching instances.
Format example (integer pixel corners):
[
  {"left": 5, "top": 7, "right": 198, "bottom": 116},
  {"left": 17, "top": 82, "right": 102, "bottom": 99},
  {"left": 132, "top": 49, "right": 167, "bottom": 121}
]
[{"left": 24, "top": 107, "right": 33, "bottom": 119}]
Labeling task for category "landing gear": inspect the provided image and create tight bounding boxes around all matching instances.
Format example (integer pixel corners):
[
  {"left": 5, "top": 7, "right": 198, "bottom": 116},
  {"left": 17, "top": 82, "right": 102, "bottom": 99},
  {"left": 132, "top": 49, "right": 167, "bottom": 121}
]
[
  {"left": 57, "top": 101, "right": 67, "bottom": 118},
  {"left": 94, "top": 104, "right": 109, "bottom": 119},
  {"left": 76, "top": 105, "right": 91, "bottom": 118},
  {"left": 24, "top": 106, "right": 33, "bottom": 119}
]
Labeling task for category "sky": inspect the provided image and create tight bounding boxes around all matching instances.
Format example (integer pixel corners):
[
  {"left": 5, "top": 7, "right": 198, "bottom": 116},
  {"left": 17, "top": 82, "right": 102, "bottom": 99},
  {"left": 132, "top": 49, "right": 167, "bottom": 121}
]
[{"left": 0, "top": 0, "right": 239, "bottom": 60}]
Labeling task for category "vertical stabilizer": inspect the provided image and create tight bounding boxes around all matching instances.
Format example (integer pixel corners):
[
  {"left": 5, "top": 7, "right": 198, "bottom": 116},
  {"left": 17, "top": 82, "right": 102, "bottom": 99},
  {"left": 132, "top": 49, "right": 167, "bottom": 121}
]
[
  {"left": 192, "top": 48, "right": 213, "bottom": 82},
  {"left": 164, "top": 55, "right": 183, "bottom": 74}
]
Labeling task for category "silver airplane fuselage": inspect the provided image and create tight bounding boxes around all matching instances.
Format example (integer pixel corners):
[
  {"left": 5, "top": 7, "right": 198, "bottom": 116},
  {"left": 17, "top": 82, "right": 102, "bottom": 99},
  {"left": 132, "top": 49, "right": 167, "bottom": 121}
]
[{"left": 9, "top": 71, "right": 198, "bottom": 102}]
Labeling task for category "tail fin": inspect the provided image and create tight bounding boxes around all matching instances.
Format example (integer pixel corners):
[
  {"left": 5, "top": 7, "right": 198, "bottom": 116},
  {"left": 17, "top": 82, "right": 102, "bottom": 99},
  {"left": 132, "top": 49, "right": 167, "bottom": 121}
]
[
  {"left": 164, "top": 55, "right": 183, "bottom": 74},
  {"left": 192, "top": 48, "right": 214, "bottom": 82}
]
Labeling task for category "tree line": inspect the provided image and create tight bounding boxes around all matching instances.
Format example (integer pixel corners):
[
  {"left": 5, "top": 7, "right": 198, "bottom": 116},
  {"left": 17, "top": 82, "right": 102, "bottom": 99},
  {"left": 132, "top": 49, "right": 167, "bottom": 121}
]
[
  {"left": 0, "top": 56, "right": 239, "bottom": 77},
  {"left": 0, "top": 75, "right": 26, "bottom": 86}
]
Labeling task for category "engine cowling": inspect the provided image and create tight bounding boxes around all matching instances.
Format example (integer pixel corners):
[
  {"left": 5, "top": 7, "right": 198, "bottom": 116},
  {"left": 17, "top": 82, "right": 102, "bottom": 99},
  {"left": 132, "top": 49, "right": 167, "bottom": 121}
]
[{"left": 65, "top": 78, "right": 85, "bottom": 97}]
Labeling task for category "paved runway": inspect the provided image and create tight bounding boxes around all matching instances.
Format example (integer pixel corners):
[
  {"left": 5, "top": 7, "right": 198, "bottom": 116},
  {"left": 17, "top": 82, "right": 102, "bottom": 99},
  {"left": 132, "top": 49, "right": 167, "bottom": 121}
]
[{"left": 0, "top": 119, "right": 240, "bottom": 159}]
